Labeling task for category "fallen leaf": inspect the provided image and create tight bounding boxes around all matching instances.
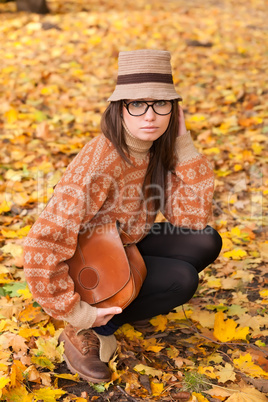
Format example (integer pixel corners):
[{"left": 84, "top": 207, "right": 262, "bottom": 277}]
[
  {"left": 134, "top": 364, "right": 162, "bottom": 379},
  {"left": 225, "top": 386, "right": 268, "bottom": 401},
  {"left": 233, "top": 354, "right": 268, "bottom": 379},
  {"left": 213, "top": 312, "right": 250, "bottom": 342}
]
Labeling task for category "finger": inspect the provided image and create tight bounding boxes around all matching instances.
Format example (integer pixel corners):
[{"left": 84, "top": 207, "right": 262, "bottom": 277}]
[
  {"left": 106, "top": 307, "right": 122, "bottom": 315},
  {"left": 98, "top": 307, "right": 122, "bottom": 317},
  {"left": 179, "top": 105, "right": 185, "bottom": 116}
]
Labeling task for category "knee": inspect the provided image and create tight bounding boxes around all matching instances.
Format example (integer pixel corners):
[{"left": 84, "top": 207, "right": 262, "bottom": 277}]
[
  {"left": 203, "top": 226, "right": 222, "bottom": 259},
  {"left": 171, "top": 263, "right": 199, "bottom": 304}
]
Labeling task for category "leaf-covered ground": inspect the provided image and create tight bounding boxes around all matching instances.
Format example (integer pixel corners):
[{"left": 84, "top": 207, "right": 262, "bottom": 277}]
[{"left": 0, "top": 0, "right": 267, "bottom": 401}]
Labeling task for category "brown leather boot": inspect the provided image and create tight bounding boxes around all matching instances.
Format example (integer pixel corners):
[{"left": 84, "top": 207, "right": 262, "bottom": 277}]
[{"left": 59, "top": 324, "right": 111, "bottom": 383}]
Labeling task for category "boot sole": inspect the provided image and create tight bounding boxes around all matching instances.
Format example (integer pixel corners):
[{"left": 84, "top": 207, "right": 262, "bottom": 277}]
[{"left": 63, "top": 353, "right": 111, "bottom": 383}]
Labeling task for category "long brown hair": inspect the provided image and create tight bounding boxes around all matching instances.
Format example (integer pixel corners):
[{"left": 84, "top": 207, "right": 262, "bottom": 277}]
[{"left": 100, "top": 100, "right": 179, "bottom": 213}]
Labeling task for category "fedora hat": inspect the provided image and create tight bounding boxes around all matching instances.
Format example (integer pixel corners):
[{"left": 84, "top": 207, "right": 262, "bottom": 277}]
[{"left": 108, "top": 49, "right": 182, "bottom": 102}]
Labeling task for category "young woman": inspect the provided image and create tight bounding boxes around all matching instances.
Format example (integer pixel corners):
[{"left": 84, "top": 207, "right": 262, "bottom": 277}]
[{"left": 24, "top": 49, "right": 222, "bottom": 383}]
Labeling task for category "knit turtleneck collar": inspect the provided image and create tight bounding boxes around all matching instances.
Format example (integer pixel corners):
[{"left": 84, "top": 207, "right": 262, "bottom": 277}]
[{"left": 122, "top": 120, "right": 153, "bottom": 159}]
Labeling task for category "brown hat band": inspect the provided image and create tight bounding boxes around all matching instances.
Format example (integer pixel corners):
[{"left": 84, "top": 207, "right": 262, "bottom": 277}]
[{"left": 117, "top": 73, "right": 174, "bottom": 85}]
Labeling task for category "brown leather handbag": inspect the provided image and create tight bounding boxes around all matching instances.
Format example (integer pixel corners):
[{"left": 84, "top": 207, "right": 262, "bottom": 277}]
[{"left": 66, "top": 221, "right": 147, "bottom": 309}]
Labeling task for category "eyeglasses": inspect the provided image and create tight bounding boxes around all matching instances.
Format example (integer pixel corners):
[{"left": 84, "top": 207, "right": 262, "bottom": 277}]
[{"left": 123, "top": 100, "right": 173, "bottom": 116}]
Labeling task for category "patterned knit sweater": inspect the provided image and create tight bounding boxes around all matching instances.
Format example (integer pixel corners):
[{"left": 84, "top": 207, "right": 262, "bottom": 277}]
[{"left": 24, "top": 129, "right": 214, "bottom": 330}]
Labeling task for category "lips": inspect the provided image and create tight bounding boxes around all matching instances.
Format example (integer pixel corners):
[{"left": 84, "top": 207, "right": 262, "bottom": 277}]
[{"left": 141, "top": 126, "right": 158, "bottom": 129}]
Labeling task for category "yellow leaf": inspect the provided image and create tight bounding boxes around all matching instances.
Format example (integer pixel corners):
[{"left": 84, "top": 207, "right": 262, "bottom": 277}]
[
  {"left": 45, "top": 322, "right": 56, "bottom": 337},
  {"left": 231, "top": 227, "right": 241, "bottom": 237},
  {"left": 260, "top": 289, "right": 268, "bottom": 298},
  {"left": 32, "top": 387, "right": 66, "bottom": 402},
  {"left": 40, "top": 85, "right": 59, "bottom": 95},
  {"left": 88, "top": 35, "right": 102, "bottom": 45},
  {"left": 150, "top": 381, "right": 164, "bottom": 396},
  {"left": 1, "top": 244, "right": 23, "bottom": 258},
  {"left": 142, "top": 338, "right": 165, "bottom": 353},
  {"left": 10, "top": 360, "right": 26, "bottom": 387},
  {"left": 215, "top": 363, "right": 236, "bottom": 383},
  {"left": 18, "top": 304, "right": 47, "bottom": 323},
  {"left": 166, "top": 345, "right": 180, "bottom": 359},
  {"left": 0, "top": 202, "right": 12, "bottom": 214},
  {"left": 33, "top": 337, "right": 64, "bottom": 364},
  {"left": 203, "top": 147, "right": 220, "bottom": 155},
  {"left": 216, "top": 169, "right": 232, "bottom": 177},
  {"left": 233, "top": 354, "right": 268, "bottom": 378},
  {"left": 189, "top": 114, "right": 206, "bottom": 122},
  {"left": 17, "top": 287, "right": 33, "bottom": 300},
  {"left": 115, "top": 323, "right": 143, "bottom": 340},
  {"left": 252, "top": 142, "right": 263, "bottom": 155},
  {"left": 150, "top": 315, "right": 168, "bottom": 332},
  {"left": 5, "top": 108, "right": 18, "bottom": 123},
  {"left": 192, "top": 392, "right": 210, "bottom": 402},
  {"left": 0, "top": 362, "right": 9, "bottom": 373},
  {"left": 223, "top": 248, "right": 247, "bottom": 260},
  {"left": 2, "top": 229, "right": 18, "bottom": 239},
  {"left": 255, "top": 340, "right": 265, "bottom": 347},
  {"left": 167, "top": 307, "right": 193, "bottom": 321},
  {"left": 0, "top": 375, "right": 10, "bottom": 397},
  {"left": 134, "top": 364, "right": 162, "bottom": 378},
  {"left": 213, "top": 312, "right": 250, "bottom": 342},
  {"left": 234, "top": 164, "right": 243, "bottom": 172},
  {"left": 222, "top": 238, "right": 233, "bottom": 250},
  {"left": 191, "top": 310, "right": 215, "bottom": 329},
  {"left": 205, "top": 386, "right": 232, "bottom": 398},
  {"left": 19, "top": 327, "right": 46, "bottom": 339},
  {"left": 225, "top": 386, "right": 268, "bottom": 401},
  {"left": 225, "top": 93, "right": 237, "bottom": 103},
  {"left": 0, "top": 319, "right": 18, "bottom": 333},
  {"left": 53, "top": 373, "right": 80, "bottom": 382},
  {"left": 206, "top": 277, "right": 222, "bottom": 288},
  {"left": 1, "top": 384, "right": 32, "bottom": 401},
  {"left": 147, "top": 345, "right": 164, "bottom": 353},
  {"left": 0, "top": 276, "right": 12, "bottom": 285},
  {"left": 5, "top": 169, "right": 24, "bottom": 181},
  {"left": 198, "top": 366, "right": 217, "bottom": 379},
  {"left": 31, "top": 356, "right": 55, "bottom": 370}
]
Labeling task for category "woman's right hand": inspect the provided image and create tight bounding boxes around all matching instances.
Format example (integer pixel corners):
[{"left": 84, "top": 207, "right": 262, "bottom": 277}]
[
  {"left": 92, "top": 306, "right": 122, "bottom": 327},
  {"left": 178, "top": 105, "right": 187, "bottom": 137}
]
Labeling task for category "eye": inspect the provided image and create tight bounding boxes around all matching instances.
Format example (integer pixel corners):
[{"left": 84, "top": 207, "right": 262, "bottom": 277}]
[
  {"left": 155, "top": 100, "right": 167, "bottom": 107},
  {"left": 131, "top": 101, "right": 145, "bottom": 108}
]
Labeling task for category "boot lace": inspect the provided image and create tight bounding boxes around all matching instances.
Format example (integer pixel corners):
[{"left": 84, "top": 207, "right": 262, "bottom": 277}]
[{"left": 80, "top": 330, "right": 99, "bottom": 354}]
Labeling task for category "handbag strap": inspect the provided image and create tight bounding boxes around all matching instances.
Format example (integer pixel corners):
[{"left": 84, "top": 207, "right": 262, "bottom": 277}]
[
  {"left": 116, "top": 221, "right": 136, "bottom": 246},
  {"left": 117, "top": 220, "right": 147, "bottom": 247}
]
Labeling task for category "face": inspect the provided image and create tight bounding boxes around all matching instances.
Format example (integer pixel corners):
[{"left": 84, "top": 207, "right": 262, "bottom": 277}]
[{"left": 122, "top": 99, "right": 172, "bottom": 142}]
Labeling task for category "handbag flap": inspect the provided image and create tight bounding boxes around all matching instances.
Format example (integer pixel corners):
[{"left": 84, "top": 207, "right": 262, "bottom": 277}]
[{"left": 66, "top": 222, "right": 131, "bottom": 305}]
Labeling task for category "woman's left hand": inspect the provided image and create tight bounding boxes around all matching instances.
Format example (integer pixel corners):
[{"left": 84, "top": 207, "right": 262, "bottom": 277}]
[{"left": 178, "top": 105, "right": 187, "bottom": 137}]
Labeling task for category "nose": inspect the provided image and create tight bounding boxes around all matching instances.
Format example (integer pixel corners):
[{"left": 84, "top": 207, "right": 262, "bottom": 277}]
[{"left": 144, "top": 105, "right": 156, "bottom": 121}]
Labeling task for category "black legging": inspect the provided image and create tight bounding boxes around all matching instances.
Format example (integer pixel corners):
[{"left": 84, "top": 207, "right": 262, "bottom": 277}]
[{"left": 94, "top": 223, "right": 222, "bottom": 335}]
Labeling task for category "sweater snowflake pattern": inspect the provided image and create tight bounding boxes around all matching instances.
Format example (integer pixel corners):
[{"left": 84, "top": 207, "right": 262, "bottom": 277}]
[{"left": 24, "top": 131, "right": 214, "bottom": 329}]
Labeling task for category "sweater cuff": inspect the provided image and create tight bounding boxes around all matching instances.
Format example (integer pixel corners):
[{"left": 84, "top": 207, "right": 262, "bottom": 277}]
[
  {"left": 63, "top": 300, "right": 98, "bottom": 330},
  {"left": 175, "top": 131, "right": 199, "bottom": 163}
]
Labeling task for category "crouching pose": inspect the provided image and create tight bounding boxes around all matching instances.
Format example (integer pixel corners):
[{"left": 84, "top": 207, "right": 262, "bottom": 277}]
[{"left": 24, "top": 49, "right": 222, "bottom": 383}]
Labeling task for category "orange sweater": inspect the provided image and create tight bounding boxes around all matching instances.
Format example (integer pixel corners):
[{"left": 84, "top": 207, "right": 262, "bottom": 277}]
[{"left": 24, "top": 130, "right": 214, "bottom": 329}]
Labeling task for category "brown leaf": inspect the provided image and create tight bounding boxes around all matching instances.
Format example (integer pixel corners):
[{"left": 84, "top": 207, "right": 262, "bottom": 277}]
[{"left": 170, "top": 391, "right": 191, "bottom": 400}]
